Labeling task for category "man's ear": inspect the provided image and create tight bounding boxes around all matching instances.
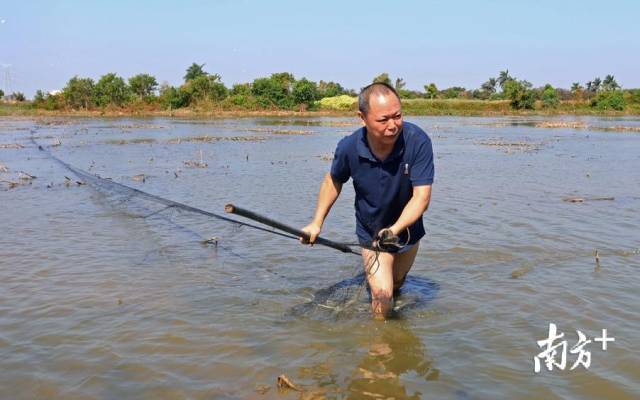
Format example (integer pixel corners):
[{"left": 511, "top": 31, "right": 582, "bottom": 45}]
[{"left": 357, "top": 111, "right": 366, "bottom": 125}]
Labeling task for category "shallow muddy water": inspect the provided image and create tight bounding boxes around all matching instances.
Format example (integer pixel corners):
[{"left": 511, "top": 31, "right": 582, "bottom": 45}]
[{"left": 1, "top": 115, "right": 639, "bottom": 399}]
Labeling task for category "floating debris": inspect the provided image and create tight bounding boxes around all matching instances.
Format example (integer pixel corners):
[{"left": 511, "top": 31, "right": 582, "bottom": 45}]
[
  {"left": 478, "top": 139, "right": 541, "bottom": 153},
  {"left": 599, "top": 126, "right": 640, "bottom": 133},
  {"left": 247, "top": 127, "right": 314, "bottom": 135},
  {"left": 594, "top": 250, "right": 601, "bottom": 272},
  {"left": 202, "top": 236, "right": 219, "bottom": 246},
  {"left": 183, "top": 150, "right": 208, "bottom": 168},
  {"left": 534, "top": 121, "right": 588, "bottom": 129},
  {"left": 620, "top": 248, "right": 640, "bottom": 257},
  {"left": 105, "top": 138, "right": 156, "bottom": 145},
  {"left": 0, "top": 162, "right": 9, "bottom": 173},
  {"left": 318, "top": 153, "right": 334, "bottom": 161},
  {"left": 132, "top": 174, "right": 147, "bottom": 182},
  {"left": 276, "top": 374, "right": 301, "bottom": 392},
  {"left": 0, "top": 179, "right": 19, "bottom": 189},
  {"left": 51, "top": 137, "right": 62, "bottom": 147},
  {"left": 64, "top": 176, "right": 85, "bottom": 186},
  {"left": 18, "top": 172, "right": 36, "bottom": 181},
  {"left": 534, "top": 121, "right": 640, "bottom": 133},
  {"left": 255, "top": 119, "right": 357, "bottom": 127},
  {"left": 169, "top": 135, "right": 266, "bottom": 143},
  {"left": 510, "top": 263, "right": 533, "bottom": 279},
  {"left": 0, "top": 143, "right": 24, "bottom": 149},
  {"left": 562, "top": 196, "right": 615, "bottom": 203}
]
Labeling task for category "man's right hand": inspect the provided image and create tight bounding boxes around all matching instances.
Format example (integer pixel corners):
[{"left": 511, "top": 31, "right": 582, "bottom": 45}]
[{"left": 300, "top": 222, "right": 322, "bottom": 245}]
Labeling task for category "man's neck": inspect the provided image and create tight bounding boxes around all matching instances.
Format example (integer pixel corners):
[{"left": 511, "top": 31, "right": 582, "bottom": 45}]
[{"left": 366, "top": 133, "right": 395, "bottom": 161}]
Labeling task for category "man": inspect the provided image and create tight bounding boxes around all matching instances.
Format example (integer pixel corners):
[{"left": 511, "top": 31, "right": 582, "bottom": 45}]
[{"left": 301, "top": 82, "right": 434, "bottom": 319}]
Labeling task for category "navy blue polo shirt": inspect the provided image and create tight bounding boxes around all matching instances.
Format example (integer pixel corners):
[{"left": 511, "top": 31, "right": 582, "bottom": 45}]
[{"left": 330, "top": 121, "right": 434, "bottom": 247}]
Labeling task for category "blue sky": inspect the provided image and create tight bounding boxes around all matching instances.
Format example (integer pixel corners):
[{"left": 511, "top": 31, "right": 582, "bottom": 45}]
[{"left": 1, "top": 0, "right": 639, "bottom": 96}]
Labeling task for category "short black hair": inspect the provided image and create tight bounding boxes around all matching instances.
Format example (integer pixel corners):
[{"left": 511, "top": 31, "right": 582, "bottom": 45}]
[{"left": 358, "top": 82, "right": 401, "bottom": 115}]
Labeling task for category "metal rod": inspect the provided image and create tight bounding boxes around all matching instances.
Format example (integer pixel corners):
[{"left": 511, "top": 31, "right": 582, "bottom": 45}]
[{"left": 225, "top": 203, "right": 360, "bottom": 255}]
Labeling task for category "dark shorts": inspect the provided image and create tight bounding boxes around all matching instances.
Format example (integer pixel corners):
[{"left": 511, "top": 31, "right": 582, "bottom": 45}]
[{"left": 360, "top": 241, "right": 418, "bottom": 254}]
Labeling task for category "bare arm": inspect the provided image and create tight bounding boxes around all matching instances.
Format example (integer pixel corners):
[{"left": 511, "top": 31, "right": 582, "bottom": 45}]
[
  {"left": 301, "top": 173, "right": 343, "bottom": 244},
  {"left": 388, "top": 185, "right": 432, "bottom": 236}
]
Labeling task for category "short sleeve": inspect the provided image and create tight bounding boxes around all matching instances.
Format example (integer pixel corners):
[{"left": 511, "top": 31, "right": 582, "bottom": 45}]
[
  {"left": 330, "top": 137, "right": 351, "bottom": 183},
  {"left": 410, "top": 136, "right": 434, "bottom": 186}
]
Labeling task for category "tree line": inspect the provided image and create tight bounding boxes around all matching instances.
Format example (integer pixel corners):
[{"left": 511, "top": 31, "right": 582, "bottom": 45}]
[
  {"left": 6, "top": 63, "right": 638, "bottom": 112},
  {"left": 26, "top": 63, "right": 352, "bottom": 112},
  {"left": 374, "top": 70, "right": 633, "bottom": 111}
]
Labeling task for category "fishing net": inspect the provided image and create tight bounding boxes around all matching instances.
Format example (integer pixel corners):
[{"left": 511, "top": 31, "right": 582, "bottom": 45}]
[
  {"left": 33, "top": 139, "right": 437, "bottom": 319},
  {"left": 289, "top": 273, "right": 440, "bottom": 320}
]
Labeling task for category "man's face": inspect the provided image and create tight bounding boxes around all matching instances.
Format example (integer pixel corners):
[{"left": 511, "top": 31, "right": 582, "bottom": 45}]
[{"left": 359, "top": 93, "right": 403, "bottom": 147}]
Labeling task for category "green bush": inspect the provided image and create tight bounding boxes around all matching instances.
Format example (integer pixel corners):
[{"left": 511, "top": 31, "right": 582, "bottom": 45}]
[
  {"left": 47, "top": 93, "right": 64, "bottom": 110},
  {"left": 251, "top": 74, "right": 295, "bottom": 108},
  {"left": 541, "top": 84, "right": 559, "bottom": 108},
  {"left": 318, "top": 81, "right": 346, "bottom": 98},
  {"left": 183, "top": 75, "right": 227, "bottom": 103},
  {"left": 11, "top": 92, "right": 26, "bottom": 102},
  {"left": 95, "top": 73, "right": 131, "bottom": 107},
  {"left": 128, "top": 73, "right": 158, "bottom": 100},
  {"left": 220, "top": 94, "right": 260, "bottom": 110},
  {"left": 503, "top": 80, "right": 536, "bottom": 110},
  {"left": 440, "top": 87, "right": 466, "bottom": 99},
  {"left": 33, "top": 90, "right": 46, "bottom": 104},
  {"left": 63, "top": 76, "right": 95, "bottom": 109},
  {"left": 230, "top": 83, "right": 252, "bottom": 96},
  {"left": 292, "top": 78, "right": 319, "bottom": 107},
  {"left": 626, "top": 89, "right": 640, "bottom": 104},
  {"left": 592, "top": 91, "right": 626, "bottom": 111},
  {"left": 158, "top": 85, "right": 189, "bottom": 109},
  {"left": 398, "top": 89, "right": 421, "bottom": 99}
]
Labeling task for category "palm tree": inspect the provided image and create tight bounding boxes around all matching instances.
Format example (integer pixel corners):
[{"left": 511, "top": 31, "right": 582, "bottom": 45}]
[
  {"left": 395, "top": 77, "right": 406, "bottom": 91},
  {"left": 373, "top": 73, "right": 391, "bottom": 86},
  {"left": 602, "top": 74, "right": 620, "bottom": 91},
  {"left": 571, "top": 82, "right": 584, "bottom": 101},
  {"left": 184, "top": 63, "right": 207, "bottom": 82},
  {"left": 481, "top": 78, "right": 497, "bottom": 93},
  {"left": 498, "top": 70, "right": 512, "bottom": 90},
  {"left": 592, "top": 77, "right": 602, "bottom": 92}
]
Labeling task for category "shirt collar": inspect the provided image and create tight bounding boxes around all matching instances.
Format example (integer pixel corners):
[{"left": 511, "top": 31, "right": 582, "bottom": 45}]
[{"left": 357, "top": 126, "right": 405, "bottom": 163}]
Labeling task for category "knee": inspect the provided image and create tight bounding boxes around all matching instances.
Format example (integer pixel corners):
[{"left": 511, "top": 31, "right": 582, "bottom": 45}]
[
  {"left": 371, "top": 288, "right": 393, "bottom": 318},
  {"left": 371, "top": 287, "right": 393, "bottom": 305}
]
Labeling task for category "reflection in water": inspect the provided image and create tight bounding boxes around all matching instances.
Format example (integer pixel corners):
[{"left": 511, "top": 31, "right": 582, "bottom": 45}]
[
  {"left": 347, "top": 320, "right": 440, "bottom": 399},
  {"left": 286, "top": 276, "right": 441, "bottom": 398}
]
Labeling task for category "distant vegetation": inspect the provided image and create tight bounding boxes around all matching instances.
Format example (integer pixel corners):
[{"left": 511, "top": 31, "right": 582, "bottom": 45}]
[{"left": 4, "top": 63, "right": 639, "bottom": 115}]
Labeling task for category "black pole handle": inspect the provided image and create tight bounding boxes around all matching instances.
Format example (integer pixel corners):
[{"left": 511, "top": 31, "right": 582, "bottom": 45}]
[{"left": 225, "top": 203, "right": 359, "bottom": 255}]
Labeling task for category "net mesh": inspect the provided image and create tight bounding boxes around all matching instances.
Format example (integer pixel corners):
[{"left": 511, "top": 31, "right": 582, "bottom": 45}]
[{"left": 34, "top": 139, "right": 436, "bottom": 318}]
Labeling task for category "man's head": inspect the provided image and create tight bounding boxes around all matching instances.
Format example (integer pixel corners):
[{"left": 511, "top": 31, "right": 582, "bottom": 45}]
[{"left": 358, "top": 83, "right": 403, "bottom": 147}]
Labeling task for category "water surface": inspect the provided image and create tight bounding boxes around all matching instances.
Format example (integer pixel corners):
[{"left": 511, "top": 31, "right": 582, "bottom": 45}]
[{"left": 1, "top": 115, "right": 638, "bottom": 399}]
